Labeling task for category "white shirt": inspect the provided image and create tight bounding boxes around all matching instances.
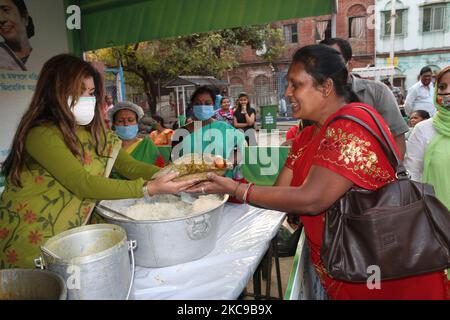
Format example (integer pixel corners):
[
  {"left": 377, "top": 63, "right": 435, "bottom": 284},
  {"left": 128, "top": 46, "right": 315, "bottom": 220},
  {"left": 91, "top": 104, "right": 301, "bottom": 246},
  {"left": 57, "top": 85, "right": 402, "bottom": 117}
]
[
  {"left": 404, "top": 81, "right": 435, "bottom": 116},
  {"left": 403, "top": 118, "right": 436, "bottom": 182}
]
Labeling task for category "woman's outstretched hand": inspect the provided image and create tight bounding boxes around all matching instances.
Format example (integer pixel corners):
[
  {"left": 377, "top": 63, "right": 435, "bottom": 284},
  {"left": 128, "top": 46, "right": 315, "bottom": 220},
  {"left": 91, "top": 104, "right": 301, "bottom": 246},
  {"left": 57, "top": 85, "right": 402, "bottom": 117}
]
[
  {"left": 147, "top": 172, "right": 201, "bottom": 195},
  {"left": 185, "top": 173, "right": 237, "bottom": 195}
]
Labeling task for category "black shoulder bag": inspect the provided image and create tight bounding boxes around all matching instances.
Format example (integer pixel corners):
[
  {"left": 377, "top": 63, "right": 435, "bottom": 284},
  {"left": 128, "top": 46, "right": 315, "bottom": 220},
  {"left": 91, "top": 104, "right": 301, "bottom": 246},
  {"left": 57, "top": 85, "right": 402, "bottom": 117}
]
[{"left": 321, "top": 106, "right": 450, "bottom": 282}]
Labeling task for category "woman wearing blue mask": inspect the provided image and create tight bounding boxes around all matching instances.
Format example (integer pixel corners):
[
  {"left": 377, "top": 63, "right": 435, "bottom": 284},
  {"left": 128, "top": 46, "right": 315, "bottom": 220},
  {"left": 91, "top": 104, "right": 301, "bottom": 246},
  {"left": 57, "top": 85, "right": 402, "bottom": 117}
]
[
  {"left": 108, "top": 102, "right": 165, "bottom": 176},
  {"left": 0, "top": 54, "right": 199, "bottom": 268},
  {"left": 173, "top": 86, "right": 246, "bottom": 163}
]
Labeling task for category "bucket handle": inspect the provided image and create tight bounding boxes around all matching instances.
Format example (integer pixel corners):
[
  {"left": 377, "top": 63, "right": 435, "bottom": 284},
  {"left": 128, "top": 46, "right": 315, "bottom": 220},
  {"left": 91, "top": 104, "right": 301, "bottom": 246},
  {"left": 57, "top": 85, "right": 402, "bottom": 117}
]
[
  {"left": 34, "top": 256, "right": 45, "bottom": 270},
  {"left": 126, "top": 240, "right": 137, "bottom": 300}
]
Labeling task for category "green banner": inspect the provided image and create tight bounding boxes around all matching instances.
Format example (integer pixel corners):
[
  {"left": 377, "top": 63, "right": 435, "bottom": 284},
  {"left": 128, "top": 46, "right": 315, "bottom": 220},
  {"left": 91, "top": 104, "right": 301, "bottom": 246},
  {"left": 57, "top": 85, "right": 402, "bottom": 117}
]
[{"left": 70, "top": 0, "right": 333, "bottom": 51}]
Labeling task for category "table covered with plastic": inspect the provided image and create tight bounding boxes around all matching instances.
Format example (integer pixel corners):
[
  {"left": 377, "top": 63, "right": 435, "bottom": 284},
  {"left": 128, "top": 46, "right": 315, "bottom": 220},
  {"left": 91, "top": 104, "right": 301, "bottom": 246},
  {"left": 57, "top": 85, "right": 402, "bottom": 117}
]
[{"left": 131, "top": 203, "right": 286, "bottom": 300}]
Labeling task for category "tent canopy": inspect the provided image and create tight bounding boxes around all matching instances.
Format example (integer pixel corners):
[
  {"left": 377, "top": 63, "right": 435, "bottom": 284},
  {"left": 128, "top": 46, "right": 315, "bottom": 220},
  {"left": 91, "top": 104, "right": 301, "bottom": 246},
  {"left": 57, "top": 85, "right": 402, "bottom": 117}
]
[
  {"left": 164, "top": 76, "right": 228, "bottom": 88},
  {"left": 67, "top": 0, "right": 334, "bottom": 54}
]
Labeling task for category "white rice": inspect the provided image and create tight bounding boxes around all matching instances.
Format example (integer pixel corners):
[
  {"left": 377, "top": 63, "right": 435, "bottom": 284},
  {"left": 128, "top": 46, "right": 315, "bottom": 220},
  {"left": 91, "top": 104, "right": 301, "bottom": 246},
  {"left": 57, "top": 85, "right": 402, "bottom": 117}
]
[{"left": 123, "top": 194, "right": 221, "bottom": 221}]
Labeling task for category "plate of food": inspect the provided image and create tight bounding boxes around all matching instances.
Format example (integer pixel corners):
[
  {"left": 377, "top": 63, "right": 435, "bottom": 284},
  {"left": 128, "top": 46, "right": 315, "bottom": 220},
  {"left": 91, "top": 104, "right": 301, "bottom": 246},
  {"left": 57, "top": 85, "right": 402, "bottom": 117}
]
[{"left": 151, "top": 153, "right": 233, "bottom": 182}]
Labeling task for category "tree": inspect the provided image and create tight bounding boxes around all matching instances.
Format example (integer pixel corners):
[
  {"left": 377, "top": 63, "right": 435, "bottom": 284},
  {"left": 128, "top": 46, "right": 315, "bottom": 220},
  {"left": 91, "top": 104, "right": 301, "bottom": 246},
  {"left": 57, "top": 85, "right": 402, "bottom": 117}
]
[{"left": 86, "top": 24, "right": 285, "bottom": 115}]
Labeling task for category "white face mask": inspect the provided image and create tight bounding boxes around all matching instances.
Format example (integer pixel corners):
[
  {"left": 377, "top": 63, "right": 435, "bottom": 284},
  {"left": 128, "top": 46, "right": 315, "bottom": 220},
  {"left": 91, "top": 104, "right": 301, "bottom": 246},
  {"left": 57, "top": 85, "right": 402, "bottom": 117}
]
[{"left": 68, "top": 96, "right": 96, "bottom": 125}]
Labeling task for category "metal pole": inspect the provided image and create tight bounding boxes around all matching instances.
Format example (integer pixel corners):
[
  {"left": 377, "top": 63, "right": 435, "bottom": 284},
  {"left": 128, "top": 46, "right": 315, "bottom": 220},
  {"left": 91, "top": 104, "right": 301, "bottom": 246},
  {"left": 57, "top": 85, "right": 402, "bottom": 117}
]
[
  {"left": 119, "top": 62, "right": 126, "bottom": 101},
  {"left": 175, "top": 86, "right": 180, "bottom": 123},
  {"left": 331, "top": 0, "right": 337, "bottom": 38},
  {"left": 181, "top": 86, "right": 186, "bottom": 117},
  {"left": 389, "top": 2, "right": 396, "bottom": 84}
]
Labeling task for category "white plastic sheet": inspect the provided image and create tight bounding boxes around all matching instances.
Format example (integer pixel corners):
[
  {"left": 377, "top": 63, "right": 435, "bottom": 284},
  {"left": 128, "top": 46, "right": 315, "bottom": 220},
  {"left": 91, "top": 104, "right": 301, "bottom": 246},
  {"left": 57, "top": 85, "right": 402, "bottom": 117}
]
[{"left": 131, "top": 203, "right": 285, "bottom": 300}]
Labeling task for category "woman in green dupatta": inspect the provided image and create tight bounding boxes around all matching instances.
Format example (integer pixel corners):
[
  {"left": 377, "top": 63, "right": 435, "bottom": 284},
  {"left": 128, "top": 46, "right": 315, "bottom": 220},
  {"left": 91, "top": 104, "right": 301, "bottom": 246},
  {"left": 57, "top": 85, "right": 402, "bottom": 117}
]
[
  {"left": 107, "top": 102, "right": 165, "bottom": 180},
  {"left": 172, "top": 86, "right": 246, "bottom": 165},
  {"left": 405, "top": 66, "right": 450, "bottom": 209},
  {"left": 0, "top": 54, "right": 199, "bottom": 268},
  {"left": 404, "top": 66, "right": 450, "bottom": 281}
]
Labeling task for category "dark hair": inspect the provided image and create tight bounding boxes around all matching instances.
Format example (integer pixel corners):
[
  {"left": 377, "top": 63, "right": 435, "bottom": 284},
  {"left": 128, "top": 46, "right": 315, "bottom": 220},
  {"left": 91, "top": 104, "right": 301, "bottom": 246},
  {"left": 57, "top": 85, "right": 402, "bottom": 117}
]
[
  {"left": 12, "top": 0, "right": 34, "bottom": 38},
  {"left": 411, "top": 110, "right": 430, "bottom": 120},
  {"left": 2, "top": 54, "right": 106, "bottom": 187},
  {"left": 381, "top": 78, "right": 392, "bottom": 87},
  {"left": 320, "top": 38, "right": 352, "bottom": 63},
  {"left": 190, "top": 86, "right": 216, "bottom": 105},
  {"left": 236, "top": 93, "right": 252, "bottom": 112},
  {"left": 420, "top": 66, "right": 432, "bottom": 76},
  {"left": 220, "top": 96, "right": 230, "bottom": 104},
  {"left": 152, "top": 115, "right": 165, "bottom": 127},
  {"left": 292, "top": 44, "right": 359, "bottom": 103}
]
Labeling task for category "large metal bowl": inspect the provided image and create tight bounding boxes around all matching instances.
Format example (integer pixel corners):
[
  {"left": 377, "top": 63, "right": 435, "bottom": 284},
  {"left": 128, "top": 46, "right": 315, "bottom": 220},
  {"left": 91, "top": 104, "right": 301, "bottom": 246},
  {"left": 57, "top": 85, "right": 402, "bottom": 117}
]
[
  {"left": 96, "top": 194, "right": 228, "bottom": 267},
  {"left": 0, "top": 269, "right": 66, "bottom": 300}
]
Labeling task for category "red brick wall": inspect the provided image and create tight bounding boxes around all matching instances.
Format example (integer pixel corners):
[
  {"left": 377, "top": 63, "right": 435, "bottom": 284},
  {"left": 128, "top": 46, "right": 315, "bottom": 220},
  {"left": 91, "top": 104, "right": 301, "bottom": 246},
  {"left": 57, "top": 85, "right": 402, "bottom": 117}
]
[{"left": 229, "top": 0, "right": 375, "bottom": 99}]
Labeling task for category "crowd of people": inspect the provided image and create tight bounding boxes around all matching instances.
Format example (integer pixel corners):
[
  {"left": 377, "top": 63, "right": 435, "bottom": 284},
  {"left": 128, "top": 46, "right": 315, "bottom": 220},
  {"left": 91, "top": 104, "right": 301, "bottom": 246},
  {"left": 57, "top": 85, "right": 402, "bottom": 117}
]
[{"left": 0, "top": 36, "right": 449, "bottom": 299}]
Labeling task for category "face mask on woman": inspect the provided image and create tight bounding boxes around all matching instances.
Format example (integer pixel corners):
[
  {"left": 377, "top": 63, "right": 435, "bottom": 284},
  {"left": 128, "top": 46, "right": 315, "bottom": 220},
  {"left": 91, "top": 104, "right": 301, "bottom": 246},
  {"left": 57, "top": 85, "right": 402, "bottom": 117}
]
[
  {"left": 115, "top": 124, "right": 139, "bottom": 140},
  {"left": 68, "top": 96, "right": 96, "bottom": 125},
  {"left": 193, "top": 105, "right": 215, "bottom": 121}
]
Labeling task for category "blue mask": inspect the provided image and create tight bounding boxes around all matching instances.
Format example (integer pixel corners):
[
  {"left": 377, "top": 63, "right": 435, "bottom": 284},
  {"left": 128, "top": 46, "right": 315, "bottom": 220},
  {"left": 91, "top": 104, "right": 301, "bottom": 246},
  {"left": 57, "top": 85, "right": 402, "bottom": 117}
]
[
  {"left": 115, "top": 124, "right": 139, "bottom": 140},
  {"left": 193, "top": 105, "right": 215, "bottom": 121}
]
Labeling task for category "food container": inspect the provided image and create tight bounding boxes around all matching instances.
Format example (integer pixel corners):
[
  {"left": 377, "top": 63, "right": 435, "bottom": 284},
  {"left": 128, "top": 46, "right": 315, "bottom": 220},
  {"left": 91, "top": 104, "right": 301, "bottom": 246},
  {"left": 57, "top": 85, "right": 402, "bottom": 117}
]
[
  {"left": 35, "top": 224, "right": 136, "bottom": 300},
  {"left": 96, "top": 194, "right": 228, "bottom": 267}
]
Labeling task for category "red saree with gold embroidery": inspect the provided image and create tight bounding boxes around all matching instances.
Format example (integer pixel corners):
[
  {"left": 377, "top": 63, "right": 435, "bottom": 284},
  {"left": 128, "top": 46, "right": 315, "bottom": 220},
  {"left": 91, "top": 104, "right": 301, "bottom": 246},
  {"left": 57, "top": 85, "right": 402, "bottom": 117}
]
[{"left": 286, "top": 103, "right": 449, "bottom": 300}]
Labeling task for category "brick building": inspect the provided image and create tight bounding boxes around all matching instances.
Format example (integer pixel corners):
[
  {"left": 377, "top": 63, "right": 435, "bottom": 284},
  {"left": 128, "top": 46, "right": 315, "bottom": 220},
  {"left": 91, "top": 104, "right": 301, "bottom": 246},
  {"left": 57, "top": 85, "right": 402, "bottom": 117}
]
[{"left": 227, "top": 0, "right": 375, "bottom": 116}]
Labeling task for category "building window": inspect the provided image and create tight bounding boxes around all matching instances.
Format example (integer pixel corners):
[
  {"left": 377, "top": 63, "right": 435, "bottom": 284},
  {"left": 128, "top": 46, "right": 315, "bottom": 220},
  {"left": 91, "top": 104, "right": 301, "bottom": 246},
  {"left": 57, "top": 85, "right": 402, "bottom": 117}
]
[
  {"left": 315, "top": 20, "right": 332, "bottom": 41},
  {"left": 422, "top": 5, "right": 446, "bottom": 32},
  {"left": 229, "top": 77, "right": 244, "bottom": 101},
  {"left": 349, "top": 16, "right": 367, "bottom": 39},
  {"left": 254, "top": 75, "right": 274, "bottom": 107},
  {"left": 283, "top": 23, "right": 298, "bottom": 44},
  {"left": 254, "top": 75, "right": 270, "bottom": 96},
  {"left": 382, "top": 9, "right": 406, "bottom": 36}
]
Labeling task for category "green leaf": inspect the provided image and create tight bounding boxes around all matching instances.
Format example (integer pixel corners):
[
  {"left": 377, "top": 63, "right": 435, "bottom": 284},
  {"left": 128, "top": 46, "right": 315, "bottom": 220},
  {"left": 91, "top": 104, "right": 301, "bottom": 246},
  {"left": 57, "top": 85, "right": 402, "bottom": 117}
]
[
  {"left": 8, "top": 214, "right": 14, "bottom": 224},
  {"left": 59, "top": 190, "right": 65, "bottom": 198},
  {"left": 48, "top": 213, "right": 53, "bottom": 223},
  {"left": 42, "top": 195, "right": 50, "bottom": 202},
  {"left": 14, "top": 235, "right": 19, "bottom": 241},
  {"left": 47, "top": 180, "right": 56, "bottom": 188},
  {"left": 6, "top": 201, "right": 12, "bottom": 209},
  {"left": 43, "top": 221, "right": 49, "bottom": 229},
  {"left": 37, "top": 216, "right": 46, "bottom": 223}
]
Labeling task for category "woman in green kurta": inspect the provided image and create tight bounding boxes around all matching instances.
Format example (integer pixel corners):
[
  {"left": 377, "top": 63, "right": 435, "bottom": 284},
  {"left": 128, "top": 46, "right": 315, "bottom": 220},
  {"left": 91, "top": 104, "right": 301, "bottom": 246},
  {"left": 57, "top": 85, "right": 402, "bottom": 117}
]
[
  {"left": 107, "top": 101, "right": 165, "bottom": 180},
  {"left": 0, "top": 54, "right": 198, "bottom": 268},
  {"left": 172, "top": 86, "right": 246, "bottom": 162}
]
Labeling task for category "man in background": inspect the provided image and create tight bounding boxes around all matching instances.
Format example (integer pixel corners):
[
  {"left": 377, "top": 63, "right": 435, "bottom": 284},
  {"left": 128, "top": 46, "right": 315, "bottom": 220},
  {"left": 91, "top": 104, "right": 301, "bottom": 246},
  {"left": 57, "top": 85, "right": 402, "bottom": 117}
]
[
  {"left": 404, "top": 66, "right": 436, "bottom": 117},
  {"left": 320, "top": 38, "right": 409, "bottom": 156}
]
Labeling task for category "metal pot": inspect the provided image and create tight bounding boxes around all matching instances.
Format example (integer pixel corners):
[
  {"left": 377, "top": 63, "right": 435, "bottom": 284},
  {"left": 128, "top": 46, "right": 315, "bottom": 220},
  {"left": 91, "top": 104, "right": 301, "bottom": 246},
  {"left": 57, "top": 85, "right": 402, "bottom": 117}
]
[
  {"left": 96, "top": 195, "right": 228, "bottom": 267},
  {"left": 0, "top": 269, "right": 66, "bottom": 300},
  {"left": 35, "top": 224, "right": 136, "bottom": 300}
]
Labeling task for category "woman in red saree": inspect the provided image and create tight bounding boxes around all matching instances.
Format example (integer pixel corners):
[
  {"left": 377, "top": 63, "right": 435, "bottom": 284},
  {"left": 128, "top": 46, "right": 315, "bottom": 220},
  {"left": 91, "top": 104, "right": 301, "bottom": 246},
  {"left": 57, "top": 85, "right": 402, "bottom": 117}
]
[{"left": 188, "top": 45, "right": 449, "bottom": 299}]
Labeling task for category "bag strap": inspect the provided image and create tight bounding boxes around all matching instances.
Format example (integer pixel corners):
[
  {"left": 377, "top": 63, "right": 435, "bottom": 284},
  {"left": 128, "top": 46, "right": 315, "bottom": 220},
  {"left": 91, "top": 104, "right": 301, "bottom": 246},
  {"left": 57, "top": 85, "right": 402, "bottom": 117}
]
[{"left": 327, "top": 106, "right": 409, "bottom": 179}]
